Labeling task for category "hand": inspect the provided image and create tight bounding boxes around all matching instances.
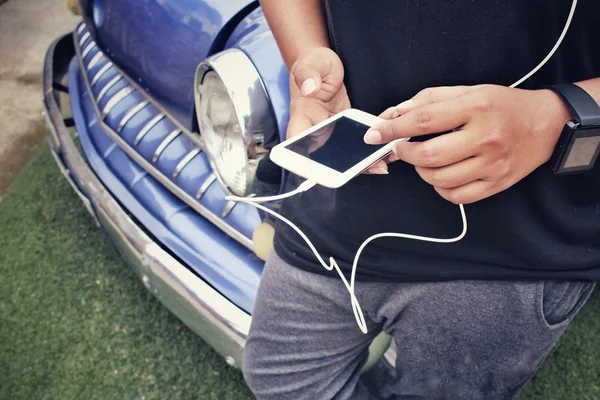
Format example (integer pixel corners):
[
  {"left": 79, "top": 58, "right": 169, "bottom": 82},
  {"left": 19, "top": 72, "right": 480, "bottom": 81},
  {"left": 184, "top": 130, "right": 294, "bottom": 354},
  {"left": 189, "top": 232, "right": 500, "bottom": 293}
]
[
  {"left": 363, "top": 85, "right": 572, "bottom": 204},
  {"left": 287, "top": 47, "right": 350, "bottom": 138}
]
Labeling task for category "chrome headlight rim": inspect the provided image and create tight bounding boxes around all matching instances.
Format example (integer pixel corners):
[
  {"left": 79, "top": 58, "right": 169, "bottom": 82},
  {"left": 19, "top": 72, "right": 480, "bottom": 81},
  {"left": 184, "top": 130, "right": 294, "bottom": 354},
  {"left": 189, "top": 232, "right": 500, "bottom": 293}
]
[{"left": 194, "top": 48, "right": 276, "bottom": 196}]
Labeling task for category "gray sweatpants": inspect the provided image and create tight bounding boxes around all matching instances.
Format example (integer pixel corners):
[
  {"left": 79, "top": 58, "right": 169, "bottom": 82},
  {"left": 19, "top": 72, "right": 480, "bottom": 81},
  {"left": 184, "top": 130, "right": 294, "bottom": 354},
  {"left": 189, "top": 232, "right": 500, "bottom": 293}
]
[{"left": 243, "top": 251, "right": 595, "bottom": 400}]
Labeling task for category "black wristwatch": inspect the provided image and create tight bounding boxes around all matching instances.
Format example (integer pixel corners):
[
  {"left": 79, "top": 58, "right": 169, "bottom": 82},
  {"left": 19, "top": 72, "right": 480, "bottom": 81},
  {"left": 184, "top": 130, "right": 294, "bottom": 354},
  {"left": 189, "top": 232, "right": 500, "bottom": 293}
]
[{"left": 545, "top": 83, "right": 600, "bottom": 175}]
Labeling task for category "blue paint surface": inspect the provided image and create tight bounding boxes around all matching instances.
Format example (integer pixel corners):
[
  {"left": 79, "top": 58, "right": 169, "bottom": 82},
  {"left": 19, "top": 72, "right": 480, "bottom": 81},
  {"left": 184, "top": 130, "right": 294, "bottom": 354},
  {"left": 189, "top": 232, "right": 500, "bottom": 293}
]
[
  {"left": 91, "top": 0, "right": 257, "bottom": 129},
  {"left": 69, "top": 58, "right": 262, "bottom": 314}
]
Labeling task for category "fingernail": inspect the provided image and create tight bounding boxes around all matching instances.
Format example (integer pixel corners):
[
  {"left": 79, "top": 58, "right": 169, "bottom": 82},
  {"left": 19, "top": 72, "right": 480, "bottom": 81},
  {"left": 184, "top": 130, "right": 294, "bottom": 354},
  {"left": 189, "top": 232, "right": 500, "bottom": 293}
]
[
  {"left": 372, "top": 167, "right": 389, "bottom": 175},
  {"left": 396, "top": 99, "right": 414, "bottom": 111},
  {"left": 301, "top": 78, "right": 317, "bottom": 96},
  {"left": 364, "top": 129, "right": 382, "bottom": 144},
  {"left": 391, "top": 109, "right": 400, "bottom": 119}
]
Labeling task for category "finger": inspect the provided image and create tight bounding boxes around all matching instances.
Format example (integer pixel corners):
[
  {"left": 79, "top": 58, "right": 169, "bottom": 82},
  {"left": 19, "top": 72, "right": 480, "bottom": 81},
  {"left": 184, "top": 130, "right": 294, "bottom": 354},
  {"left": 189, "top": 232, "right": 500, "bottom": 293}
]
[
  {"left": 415, "top": 156, "right": 485, "bottom": 189},
  {"left": 290, "top": 48, "right": 344, "bottom": 98},
  {"left": 365, "top": 98, "right": 471, "bottom": 143},
  {"left": 364, "top": 159, "right": 389, "bottom": 175},
  {"left": 396, "top": 86, "right": 482, "bottom": 114},
  {"left": 378, "top": 106, "right": 401, "bottom": 120},
  {"left": 392, "top": 129, "right": 479, "bottom": 167},
  {"left": 435, "top": 180, "right": 496, "bottom": 204},
  {"left": 384, "top": 151, "right": 400, "bottom": 164},
  {"left": 378, "top": 88, "right": 475, "bottom": 121},
  {"left": 370, "top": 152, "right": 402, "bottom": 170}
]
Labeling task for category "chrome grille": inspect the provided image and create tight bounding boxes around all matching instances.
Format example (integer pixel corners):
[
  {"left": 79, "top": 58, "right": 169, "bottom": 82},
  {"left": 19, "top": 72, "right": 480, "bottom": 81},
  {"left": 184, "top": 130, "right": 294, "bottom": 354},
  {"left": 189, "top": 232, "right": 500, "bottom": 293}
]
[{"left": 72, "top": 24, "right": 252, "bottom": 249}]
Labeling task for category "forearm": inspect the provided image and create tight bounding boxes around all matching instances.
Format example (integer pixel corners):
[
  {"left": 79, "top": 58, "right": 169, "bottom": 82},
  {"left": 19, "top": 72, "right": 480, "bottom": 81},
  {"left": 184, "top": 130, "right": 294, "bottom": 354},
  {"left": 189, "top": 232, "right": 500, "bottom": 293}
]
[
  {"left": 259, "top": 0, "right": 329, "bottom": 69},
  {"left": 576, "top": 77, "right": 600, "bottom": 105}
]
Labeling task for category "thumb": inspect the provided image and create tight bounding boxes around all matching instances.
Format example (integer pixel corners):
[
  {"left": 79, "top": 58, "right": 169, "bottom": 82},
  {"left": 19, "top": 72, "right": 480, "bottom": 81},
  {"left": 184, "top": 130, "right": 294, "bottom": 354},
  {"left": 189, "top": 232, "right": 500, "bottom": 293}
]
[
  {"left": 395, "top": 85, "right": 480, "bottom": 114},
  {"left": 290, "top": 47, "right": 343, "bottom": 98},
  {"left": 286, "top": 111, "right": 313, "bottom": 139}
]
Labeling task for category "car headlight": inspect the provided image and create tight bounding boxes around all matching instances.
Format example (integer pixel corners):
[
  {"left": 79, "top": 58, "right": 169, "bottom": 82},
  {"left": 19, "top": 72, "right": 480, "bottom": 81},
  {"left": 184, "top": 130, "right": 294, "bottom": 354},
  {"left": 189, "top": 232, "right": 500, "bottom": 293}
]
[
  {"left": 197, "top": 71, "right": 250, "bottom": 196},
  {"left": 195, "top": 49, "right": 277, "bottom": 196}
]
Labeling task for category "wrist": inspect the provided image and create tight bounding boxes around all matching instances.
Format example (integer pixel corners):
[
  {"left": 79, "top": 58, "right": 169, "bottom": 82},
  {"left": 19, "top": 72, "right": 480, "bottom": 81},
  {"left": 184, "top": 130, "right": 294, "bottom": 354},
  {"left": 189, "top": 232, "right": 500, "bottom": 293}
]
[
  {"left": 534, "top": 89, "right": 572, "bottom": 159},
  {"left": 539, "top": 88, "right": 573, "bottom": 127},
  {"left": 287, "top": 45, "right": 331, "bottom": 72}
]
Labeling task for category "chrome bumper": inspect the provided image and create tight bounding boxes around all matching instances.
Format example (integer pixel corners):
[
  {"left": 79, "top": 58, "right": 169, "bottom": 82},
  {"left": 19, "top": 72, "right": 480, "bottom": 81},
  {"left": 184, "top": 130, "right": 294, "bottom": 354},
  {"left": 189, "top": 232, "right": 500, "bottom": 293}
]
[{"left": 43, "top": 34, "right": 249, "bottom": 369}]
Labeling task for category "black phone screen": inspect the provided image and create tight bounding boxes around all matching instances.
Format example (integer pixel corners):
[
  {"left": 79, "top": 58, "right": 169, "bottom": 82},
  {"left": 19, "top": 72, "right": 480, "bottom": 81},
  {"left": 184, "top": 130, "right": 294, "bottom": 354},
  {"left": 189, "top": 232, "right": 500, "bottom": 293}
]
[{"left": 284, "top": 117, "right": 386, "bottom": 172}]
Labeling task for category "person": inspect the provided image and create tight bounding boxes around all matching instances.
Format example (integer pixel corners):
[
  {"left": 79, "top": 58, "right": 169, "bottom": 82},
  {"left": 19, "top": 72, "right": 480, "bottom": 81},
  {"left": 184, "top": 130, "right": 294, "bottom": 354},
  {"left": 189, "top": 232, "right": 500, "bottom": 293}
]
[{"left": 243, "top": 1, "right": 600, "bottom": 399}]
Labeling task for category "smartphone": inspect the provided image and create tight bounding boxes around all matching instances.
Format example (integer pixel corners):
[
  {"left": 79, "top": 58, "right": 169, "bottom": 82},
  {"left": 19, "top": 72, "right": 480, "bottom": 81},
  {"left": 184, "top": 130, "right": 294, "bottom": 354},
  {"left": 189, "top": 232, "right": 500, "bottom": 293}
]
[{"left": 270, "top": 109, "right": 402, "bottom": 188}]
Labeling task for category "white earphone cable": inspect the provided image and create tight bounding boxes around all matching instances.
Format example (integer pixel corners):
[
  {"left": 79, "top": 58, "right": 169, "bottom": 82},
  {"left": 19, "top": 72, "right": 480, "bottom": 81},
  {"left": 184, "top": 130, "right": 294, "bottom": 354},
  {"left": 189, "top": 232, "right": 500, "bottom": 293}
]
[
  {"left": 509, "top": 0, "right": 577, "bottom": 89},
  {"left": 227, "top": 188, "right": 466, "bottom": 333},
  {"left": 225, "top": 0, "right": 577, "bottom": 334}
]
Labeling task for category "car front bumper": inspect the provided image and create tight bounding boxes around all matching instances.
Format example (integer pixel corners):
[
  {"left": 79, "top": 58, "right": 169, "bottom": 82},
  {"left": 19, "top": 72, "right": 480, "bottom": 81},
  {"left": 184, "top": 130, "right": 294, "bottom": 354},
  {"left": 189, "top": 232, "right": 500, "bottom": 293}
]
[{"left": 43, "top": 34, "right": 250, "bottom": 369}]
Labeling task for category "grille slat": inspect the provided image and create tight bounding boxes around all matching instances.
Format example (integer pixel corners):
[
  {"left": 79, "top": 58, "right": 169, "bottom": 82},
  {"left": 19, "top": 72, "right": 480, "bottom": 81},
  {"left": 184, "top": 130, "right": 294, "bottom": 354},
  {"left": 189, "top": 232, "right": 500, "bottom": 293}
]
[
  {"left": 96, "top": 75, "right": 123, "bottom": 103},
  {"left": 195, "top": 173, "right": 217, "bottom": 200},
  {"left": 87, "top": 52, "right": 104, "bottom": 71},
  {"left": 153, "top": 129, "right": 182, "bottom": 163},
  {"left": 81, "top": 41, "right": 96, "bottom": 59},
  {"left": 91, "top": 62, "right": 114, "bottom": 87},
  {"left": 102, "top": 86, "right": 136, "bottom": 119},
  {"left": 173, "top": 148, "right": 201, "bottom": 179},
  {"left": 134, "top": 114, "right": 165, "bottom": 145},
  {"left": 117, "top": 100, "right": 151, "bottom": 133},
  {"left": 79, "top": 31, "right": 90, "bottom": 47}
]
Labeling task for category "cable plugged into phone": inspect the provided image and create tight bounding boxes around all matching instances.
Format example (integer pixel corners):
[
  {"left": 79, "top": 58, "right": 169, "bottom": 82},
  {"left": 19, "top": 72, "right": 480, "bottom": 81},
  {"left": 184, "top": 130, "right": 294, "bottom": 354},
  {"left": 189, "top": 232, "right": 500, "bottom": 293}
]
[
  {"left": 226, "top": 179, "right": 317, "bottom": 204},
  {"left": 226, "top": 0, "right": 577, "bottom": 333}
]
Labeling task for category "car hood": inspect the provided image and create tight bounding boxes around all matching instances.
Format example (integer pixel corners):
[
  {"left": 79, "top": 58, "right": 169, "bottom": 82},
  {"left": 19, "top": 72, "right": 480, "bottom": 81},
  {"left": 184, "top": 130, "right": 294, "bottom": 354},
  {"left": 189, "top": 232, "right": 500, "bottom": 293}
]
[{"left": 83, "top": 0, "right": 257, "bottom": 129}]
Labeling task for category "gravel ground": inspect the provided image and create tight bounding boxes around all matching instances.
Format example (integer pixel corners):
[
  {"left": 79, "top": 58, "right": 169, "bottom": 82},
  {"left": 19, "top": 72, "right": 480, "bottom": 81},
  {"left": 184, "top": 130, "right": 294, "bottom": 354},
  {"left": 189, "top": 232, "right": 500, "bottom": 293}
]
[{"left": 0, "top": 0, "right": 79, "bottom": 198}]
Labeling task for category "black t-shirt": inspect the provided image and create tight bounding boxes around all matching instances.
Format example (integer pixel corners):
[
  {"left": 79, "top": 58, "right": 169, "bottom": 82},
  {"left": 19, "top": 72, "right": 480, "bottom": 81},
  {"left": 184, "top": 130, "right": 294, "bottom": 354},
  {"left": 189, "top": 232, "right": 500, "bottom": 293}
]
[{"left": 274, "top": 0, "right": 600, "bottom": 282}]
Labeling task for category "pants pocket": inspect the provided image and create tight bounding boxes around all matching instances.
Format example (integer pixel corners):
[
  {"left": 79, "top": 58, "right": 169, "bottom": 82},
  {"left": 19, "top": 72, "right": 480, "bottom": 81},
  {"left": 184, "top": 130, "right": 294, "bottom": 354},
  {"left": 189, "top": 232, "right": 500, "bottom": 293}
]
[{"left": 538, "top": 280, "right": 595, "bottom": 330}]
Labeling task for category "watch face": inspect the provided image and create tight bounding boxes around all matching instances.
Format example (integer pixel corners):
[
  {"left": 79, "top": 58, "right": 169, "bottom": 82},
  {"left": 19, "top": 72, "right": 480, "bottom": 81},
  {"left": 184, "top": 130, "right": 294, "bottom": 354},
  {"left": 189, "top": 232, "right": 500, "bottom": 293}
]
[
  {"left": 559, "top": 127, "right": 600, "bottom": 173},
  {"left": 564, "top": 136, "right": 600, "bottom": 168}
]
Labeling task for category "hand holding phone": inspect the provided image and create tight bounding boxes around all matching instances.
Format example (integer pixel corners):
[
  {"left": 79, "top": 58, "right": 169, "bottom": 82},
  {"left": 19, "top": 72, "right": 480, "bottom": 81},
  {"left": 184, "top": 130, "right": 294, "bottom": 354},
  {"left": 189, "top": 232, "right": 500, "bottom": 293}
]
[{"left": 271, "top": 109, "right": 404, "bottom": 188}]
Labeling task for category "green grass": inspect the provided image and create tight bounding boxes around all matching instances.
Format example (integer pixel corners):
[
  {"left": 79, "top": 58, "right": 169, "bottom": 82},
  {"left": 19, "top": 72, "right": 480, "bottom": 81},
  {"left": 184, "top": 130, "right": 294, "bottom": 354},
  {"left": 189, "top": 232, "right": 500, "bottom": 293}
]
[
  {"left": 0, "top": 146, "right": 599, "bottom": 399},
  {"left": 0, "top": 147, "right": 253, "bottom": 399}
]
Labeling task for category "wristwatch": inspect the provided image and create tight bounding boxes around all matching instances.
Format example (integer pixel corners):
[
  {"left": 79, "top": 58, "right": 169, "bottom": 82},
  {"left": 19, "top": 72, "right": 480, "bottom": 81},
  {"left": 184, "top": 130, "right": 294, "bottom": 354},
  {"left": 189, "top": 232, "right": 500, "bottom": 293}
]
[{"left": 546, "top": 83, "right": 600, "bottom": 175}]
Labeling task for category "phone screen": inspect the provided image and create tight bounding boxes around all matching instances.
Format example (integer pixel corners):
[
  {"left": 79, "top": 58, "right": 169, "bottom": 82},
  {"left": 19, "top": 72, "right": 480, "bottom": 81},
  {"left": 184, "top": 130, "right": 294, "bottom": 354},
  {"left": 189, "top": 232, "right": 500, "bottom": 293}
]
[{"left": 284, "top": 117, "right": 386, "bottom": 172}]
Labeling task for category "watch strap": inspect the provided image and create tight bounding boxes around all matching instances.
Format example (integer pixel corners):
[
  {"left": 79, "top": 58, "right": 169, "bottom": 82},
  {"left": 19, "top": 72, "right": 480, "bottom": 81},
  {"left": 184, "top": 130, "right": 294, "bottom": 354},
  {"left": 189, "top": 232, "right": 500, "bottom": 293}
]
[{"left": 545, "top": 83, "right": 600, "bottom": 127}]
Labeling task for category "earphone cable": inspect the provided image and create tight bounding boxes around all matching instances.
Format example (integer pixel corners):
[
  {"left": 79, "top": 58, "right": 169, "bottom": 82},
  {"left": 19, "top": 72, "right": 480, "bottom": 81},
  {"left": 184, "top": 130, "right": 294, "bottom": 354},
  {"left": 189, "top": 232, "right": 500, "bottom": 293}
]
[{"left": 225, "top": 0, "right": 577, "bottom": 333}]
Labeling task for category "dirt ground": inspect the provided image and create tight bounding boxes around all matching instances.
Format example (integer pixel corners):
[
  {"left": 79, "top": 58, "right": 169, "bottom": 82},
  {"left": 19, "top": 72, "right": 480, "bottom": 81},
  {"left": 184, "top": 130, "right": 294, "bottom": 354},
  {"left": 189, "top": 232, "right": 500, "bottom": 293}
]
[{"left": 0, "top": 0, "right": 79, "bottom": 200}]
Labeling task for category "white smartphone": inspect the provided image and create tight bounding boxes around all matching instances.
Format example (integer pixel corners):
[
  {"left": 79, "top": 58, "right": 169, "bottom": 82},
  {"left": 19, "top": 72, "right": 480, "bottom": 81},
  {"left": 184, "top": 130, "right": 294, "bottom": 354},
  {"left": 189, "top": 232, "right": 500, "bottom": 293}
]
[{"left": 270, "top": 109, "right": 401, "bottom": 188}]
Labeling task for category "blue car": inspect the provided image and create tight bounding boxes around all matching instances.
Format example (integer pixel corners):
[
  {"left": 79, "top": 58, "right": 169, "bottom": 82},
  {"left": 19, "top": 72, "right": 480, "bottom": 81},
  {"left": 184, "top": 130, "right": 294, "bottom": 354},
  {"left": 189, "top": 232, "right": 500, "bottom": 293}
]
[{"left": 43, "top": 0, "right": 394, "bottom": 373}]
